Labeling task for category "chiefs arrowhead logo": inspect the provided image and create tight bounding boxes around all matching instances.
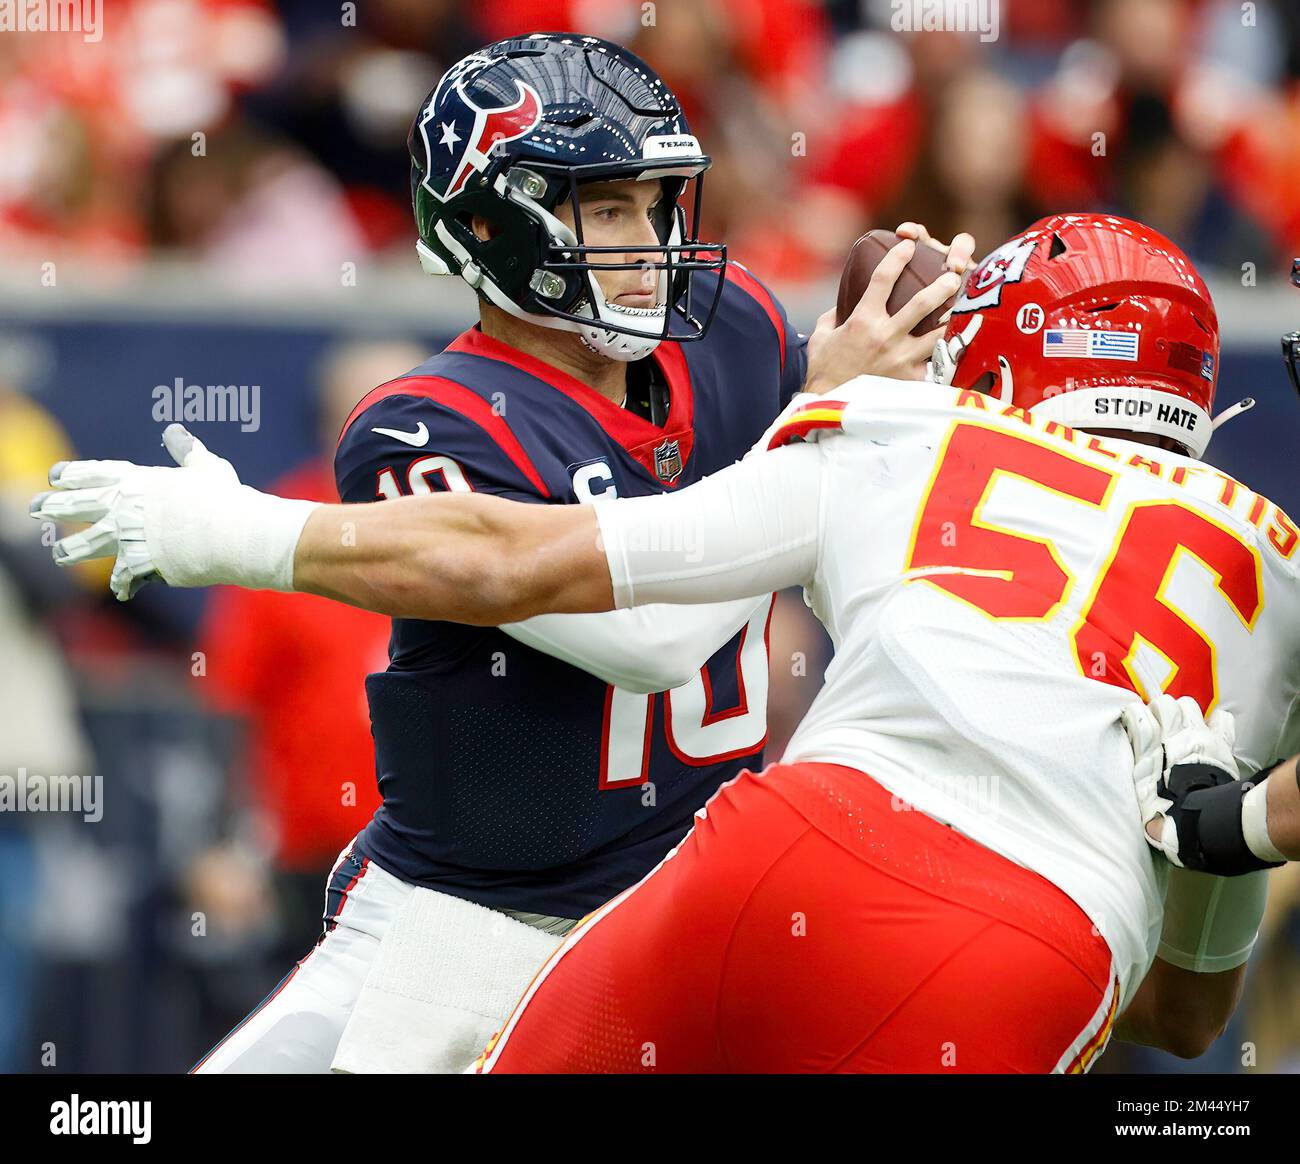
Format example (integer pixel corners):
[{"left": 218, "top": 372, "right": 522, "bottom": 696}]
[{"left": 952, "top": 236, "right": 1038, "bottom": 313}]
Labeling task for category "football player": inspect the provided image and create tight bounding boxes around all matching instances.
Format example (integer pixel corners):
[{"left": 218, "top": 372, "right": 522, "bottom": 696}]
[
  {"left": 43, "top": 213, "right": 1300, "bottom": 1072},
  {"left": 32, "top": 33, "right": 970, "bottom": 1074}
]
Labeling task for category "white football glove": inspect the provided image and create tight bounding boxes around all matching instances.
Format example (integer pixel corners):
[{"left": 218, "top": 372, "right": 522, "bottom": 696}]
[
  {"left": 30, "top": 424, "right": 318, "bottom": 601},
  {"left": 1120, "top": 693, "right": 1239, "bottom": 866}
]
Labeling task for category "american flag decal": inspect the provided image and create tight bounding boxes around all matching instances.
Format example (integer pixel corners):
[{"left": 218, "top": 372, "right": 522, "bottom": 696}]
[{"left": 1043, "top": 329, "right": 1139, "bottom": 361}]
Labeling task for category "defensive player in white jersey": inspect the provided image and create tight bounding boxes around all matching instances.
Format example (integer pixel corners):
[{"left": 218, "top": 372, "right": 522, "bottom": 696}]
[{"left": 33, "top": 215, "right": 1300, "bottom": 1071}]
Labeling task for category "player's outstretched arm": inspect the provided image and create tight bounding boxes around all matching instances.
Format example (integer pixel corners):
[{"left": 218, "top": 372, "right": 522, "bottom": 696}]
[
  {"left": 305, "top": 436, "right": 826, "bottom": 620},
  {"left": 301, "top": 436, "right": 825, "bottom": 622},
  {"left": 293, "top": 491, "right": 611, "bottom": 624},
  {"left": 34, "top": 423, "right": 827, "bottom": 624},
  {"left": 31, "top": 423, "right": 612, "bottom": 623}
]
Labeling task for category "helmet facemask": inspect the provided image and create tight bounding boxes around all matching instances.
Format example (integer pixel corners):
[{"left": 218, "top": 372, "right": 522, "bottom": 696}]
[
  {"left": 417, "top": 161, "right": 725, "bottom": 363},
  {"left": 524, "top": 166, "right": 725, "bottom": 361},
  {"left": 538, "top": 170, "right": 728, "bottom": 361}
]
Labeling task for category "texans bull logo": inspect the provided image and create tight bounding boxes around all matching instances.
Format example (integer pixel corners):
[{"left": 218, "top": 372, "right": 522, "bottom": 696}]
[{"left": 419, "top": 77, "right": 545, "bottom": 203}]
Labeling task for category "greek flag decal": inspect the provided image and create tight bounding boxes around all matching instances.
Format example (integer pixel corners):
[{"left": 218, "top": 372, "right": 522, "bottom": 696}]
[{"left": 1043, "top": 329, "right": 1140, "bottom": 361}]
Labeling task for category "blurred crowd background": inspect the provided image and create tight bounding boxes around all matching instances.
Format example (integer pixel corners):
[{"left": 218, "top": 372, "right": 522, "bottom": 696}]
[
  {"left": 1, "top": 0, "right": 1299, "bottom": 1074},
  {"left": 7, "top": 0, "right": 1300, "bottom": 281}
]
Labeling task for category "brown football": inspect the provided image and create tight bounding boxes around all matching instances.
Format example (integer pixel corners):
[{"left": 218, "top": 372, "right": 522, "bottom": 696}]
[{"left": 835, "top": 229, "right": 957, "bottom": 335}]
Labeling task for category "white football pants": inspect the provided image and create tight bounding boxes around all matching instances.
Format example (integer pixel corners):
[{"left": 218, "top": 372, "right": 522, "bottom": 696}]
[{"left": 190, "top": 840, "right": 563, "bottom": 1073}]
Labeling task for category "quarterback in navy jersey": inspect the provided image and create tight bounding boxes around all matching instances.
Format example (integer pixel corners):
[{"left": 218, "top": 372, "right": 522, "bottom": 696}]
[
  {"left": 174, "top": 32, "right": 972, "bottom": 1073},
  {"left": 333, "top": 263, "right": 802, "bottom": 918}
]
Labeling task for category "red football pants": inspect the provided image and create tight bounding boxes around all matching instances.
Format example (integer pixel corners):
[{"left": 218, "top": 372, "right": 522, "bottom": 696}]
[{"left": 481, "top": 762, "right": 1119, "bottom": 1074}]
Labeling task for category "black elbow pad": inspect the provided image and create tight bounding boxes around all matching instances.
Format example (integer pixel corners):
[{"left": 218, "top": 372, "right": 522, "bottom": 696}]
[{"left": 1166, "top": 761, "right": 1287, "bottom": 877}]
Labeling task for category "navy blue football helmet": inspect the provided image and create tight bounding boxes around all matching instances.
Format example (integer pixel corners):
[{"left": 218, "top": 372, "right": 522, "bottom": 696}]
[{"left": 408, "top": 32, "right": 726, "bottom": 361}]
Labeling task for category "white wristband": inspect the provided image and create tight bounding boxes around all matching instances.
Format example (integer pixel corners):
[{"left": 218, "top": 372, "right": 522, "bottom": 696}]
[
  {"left": 1242, "top": 780, "right": 1287, "bottom": 864},
  {"left": 147, "top": 484, "right": 319, "bottom": 592}
]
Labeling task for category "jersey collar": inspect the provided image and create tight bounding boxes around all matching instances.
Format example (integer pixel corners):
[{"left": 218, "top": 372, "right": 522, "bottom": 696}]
[{"left": 447, "top": 327, "right": 695, "bottom": 486}]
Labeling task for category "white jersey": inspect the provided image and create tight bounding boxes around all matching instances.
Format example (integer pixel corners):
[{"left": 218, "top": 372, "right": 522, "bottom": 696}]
[{"left": 594, "top": 377, "right": 1300, "bottom": 1007}]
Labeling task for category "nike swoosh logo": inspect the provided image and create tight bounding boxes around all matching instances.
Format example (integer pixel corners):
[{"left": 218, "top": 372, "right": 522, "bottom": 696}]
[{"left": 372, "top": 422, "right": 429, "bottom": 447}]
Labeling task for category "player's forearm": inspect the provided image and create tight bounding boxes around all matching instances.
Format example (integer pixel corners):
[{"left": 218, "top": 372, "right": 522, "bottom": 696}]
[
  {"left": 1263, "top": 756, "right": 1300, "bottom": 859},
  {"left": 293, "top": 495, "right": 613, "bottom": 624},
  {"left": 1115, "top": 957, "right": 1246, "bottom": 1059}
]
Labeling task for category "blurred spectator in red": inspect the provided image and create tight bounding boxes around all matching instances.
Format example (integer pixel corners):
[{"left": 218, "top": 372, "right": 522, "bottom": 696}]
[
  {"left": 1225, "top": 0, "right": 1300, "bottom": 267},
  {"left": 473, "top": 0, "right": 583, "bottom": 45},
  {"left": 806, "top": 23, "right": 1021, "bottom": 278},
  {"left": 190, "top": 338, "right": 427, "bottom": 954},
  {"left": 808, "top": 31, "right": 922, "bottom": 218}
]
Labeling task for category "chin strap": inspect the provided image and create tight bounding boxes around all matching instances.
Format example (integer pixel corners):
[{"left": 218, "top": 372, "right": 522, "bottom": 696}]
[
  {"left": 572, "top": 294, "right": 668, "bottom": 362},
  {"left": 925, "top": 314, "right": 1015, "bottom": 406},
  {"left": 1212, "top": 396, "right": 1256, "bottom": 429},
  {"left": 576, "top": 317, "right": 662, "bottom": 362},
  {"left": 927, "top": 314, "right": 984, "bottom": 385}
]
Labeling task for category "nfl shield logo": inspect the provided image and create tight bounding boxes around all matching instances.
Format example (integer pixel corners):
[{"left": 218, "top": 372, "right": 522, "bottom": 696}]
[{"left": 653, "top": 438, "right": 683, "bottom": 483}]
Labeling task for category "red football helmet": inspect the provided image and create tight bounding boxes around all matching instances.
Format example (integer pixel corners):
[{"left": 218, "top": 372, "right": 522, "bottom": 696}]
[{"left": 932, "top": 214, "right": 1242, "bottom": 458}]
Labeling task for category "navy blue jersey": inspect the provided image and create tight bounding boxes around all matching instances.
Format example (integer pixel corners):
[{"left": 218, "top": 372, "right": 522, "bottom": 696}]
[{"left": 334, "top": 266, "right": 806, "bottom": 917}]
